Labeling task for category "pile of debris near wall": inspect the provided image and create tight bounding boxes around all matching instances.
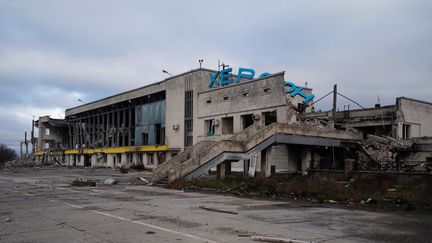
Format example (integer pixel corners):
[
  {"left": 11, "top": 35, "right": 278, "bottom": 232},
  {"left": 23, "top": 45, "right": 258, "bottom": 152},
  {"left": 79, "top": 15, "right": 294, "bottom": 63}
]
[
  {"left": 300, "top": 117, "right": 432, "bottom": 173},
  {"left": 355, "top": 135, "right": 431, "bottom": 172},
  {"left": 3, "top": 157, "right": 61, "bottom": 168}
]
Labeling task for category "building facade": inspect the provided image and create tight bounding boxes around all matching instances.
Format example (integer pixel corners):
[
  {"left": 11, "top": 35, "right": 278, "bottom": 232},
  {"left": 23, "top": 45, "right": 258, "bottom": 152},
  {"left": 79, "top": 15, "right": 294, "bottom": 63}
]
[
  {"left": 35, "top": 68, "right": 312, "bottom": 169},
  {"left": 33, "top": 67, "right": 432, "bottom": 178}
]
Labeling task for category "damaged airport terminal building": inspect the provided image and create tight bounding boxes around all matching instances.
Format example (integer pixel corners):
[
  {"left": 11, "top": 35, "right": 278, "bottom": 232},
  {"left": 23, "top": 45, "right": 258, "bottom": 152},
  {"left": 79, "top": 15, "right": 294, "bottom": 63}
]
[{"left": 31, "top": 67, "right": 432, "bottom": 182}]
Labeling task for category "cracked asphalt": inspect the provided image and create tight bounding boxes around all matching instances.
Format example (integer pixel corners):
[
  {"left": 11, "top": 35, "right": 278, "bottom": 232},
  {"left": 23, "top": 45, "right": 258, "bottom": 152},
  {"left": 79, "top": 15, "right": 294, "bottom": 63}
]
[{"left": 0, "top": 167, "right": 431, "bottom": 243}]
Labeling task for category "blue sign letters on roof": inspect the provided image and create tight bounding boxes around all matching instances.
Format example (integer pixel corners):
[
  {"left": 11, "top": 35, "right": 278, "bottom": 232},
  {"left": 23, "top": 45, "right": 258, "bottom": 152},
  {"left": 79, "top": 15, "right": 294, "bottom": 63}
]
[{"left": 208, "top": 67, "right": 314, "bottom": 104}]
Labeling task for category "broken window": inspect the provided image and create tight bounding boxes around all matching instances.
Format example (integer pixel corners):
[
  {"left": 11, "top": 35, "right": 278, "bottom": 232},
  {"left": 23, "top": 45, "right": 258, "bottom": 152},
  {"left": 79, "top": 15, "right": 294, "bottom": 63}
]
[
  {"left": 205, "top": 119, "right": 216, "bottom": 136},
  {"left": 263, "top": 111, "right": 277, "bottom": 126},
  {"left": 222, "top": 117, "right": 234, "bottom": 135},
  {"left": 155, "top": 124, "right": 165, "bottom": 145},
  {"left": 241, "top": 114, "right": 254, "bottom": 129},
  {"left": 402, "top": 124, "right": 411, "bottom": 139}
]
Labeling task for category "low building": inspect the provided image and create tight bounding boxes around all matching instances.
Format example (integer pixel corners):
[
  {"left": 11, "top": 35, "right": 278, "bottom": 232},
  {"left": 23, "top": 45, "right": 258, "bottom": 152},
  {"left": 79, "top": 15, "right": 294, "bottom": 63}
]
[
  {"left": 34, "top": 116, "right": 68, "bottom": 163},
  {"left": 301, "top": 97, "right": 432, "bottom": 140}
]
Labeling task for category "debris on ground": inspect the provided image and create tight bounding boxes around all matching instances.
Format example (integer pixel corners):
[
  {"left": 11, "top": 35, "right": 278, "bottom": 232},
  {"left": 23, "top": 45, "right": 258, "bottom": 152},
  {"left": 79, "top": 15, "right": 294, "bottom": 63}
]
[
  {"left": 5, "top": 217, "right": 11, "bottom": 222},
  {"left": 4, "top": 159, "right": 35, "bottom": 168},
  {"left": 198, "top": 206, "right": 238, "bottom": 215},
  {"left": 128, "top": 177, "right": 150, "bottom": 185},
  {"left": 104, "top": 178, "right": 118, "bottom": 186},
  {"left": 356, "top": 134, "right": 413, "bottom": 171},
  {"left": 139, "top": 177, "right": 149, "bottom": 184},
  {"left": 119, "top": 166, "right": 129, "bottom": 173},
  {"left": 71, "top": 179, "right": 96, "bottom": 187},
  {"left": 250, "top": 235, "right": 309, "bottom": 243},
  {"left": 4, "top": 157, "right": 62, "bottom": 168},
  {"left": 146, "top": 231, "right": 156, "bottom": 234}
]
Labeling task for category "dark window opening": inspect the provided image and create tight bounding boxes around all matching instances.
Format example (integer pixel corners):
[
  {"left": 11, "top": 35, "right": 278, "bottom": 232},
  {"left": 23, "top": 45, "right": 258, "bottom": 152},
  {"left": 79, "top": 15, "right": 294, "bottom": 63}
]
[
  {"left": 222, "top": 117, "right": 234, "bottom": 134},
  {"left": 119, "top": 134, "right": 123, "bottom": 146},
  {"left": 185, "top": 90, "right": 193, "bottom": 148},
  {"left": 241, "top": 114, "right": 254, "bottom": 129},
  {"left": 205, "top": 119, "right": 216, "bottom": 136},
  {"left": 263, "top": 111, "right": 277, "bottom": 126},
  {"left": 155, "top": 124, "right": 165, "bottom": 145},
  {"left": 83, "top": 154, "right": 90, "bottom": 167},
  {"left": 402, "top": 124, "right": 411, "bottom": 139}
]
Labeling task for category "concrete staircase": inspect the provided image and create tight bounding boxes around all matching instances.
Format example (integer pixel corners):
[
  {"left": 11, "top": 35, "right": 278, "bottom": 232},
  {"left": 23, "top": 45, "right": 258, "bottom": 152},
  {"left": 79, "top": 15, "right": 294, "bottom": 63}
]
[
  {"left": 152, "top": 123, "right": 362, "bottom": 183},
  {"left": 151, "top": 124, "right": 265, "bottom": 183}
]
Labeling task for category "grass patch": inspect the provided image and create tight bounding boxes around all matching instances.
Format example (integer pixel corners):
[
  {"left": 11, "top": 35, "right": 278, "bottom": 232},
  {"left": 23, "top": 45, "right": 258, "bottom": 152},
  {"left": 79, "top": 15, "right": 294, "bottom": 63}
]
[{"left": 169, "top": 175, "right": 432, "bottom": 211}]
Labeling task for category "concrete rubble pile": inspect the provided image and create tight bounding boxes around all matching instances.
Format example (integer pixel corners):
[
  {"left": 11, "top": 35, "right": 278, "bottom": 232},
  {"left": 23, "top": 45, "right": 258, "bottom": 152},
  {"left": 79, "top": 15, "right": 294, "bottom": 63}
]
[
  {"left": 300, "top": 117, "right": 328, "bottom": 128},
  {"left": 4, "top": 157, "right": 61, "bottom": 168},
  {"left": 4, "top": 158, "right": 36, "bottom": 168},
  {"left": 357, "top": 134, "right": 413, "bottom": 171}
]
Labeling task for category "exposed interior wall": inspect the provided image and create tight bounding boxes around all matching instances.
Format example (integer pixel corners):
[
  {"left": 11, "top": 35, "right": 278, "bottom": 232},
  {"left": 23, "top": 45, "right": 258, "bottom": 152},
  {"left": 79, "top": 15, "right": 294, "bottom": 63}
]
[{"left": 398, "top": 97, "right": 432, "bottom": 138}]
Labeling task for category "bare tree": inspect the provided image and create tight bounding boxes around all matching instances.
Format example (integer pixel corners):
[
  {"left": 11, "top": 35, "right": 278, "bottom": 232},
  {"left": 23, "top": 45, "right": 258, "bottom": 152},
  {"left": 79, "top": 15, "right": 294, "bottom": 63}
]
[{"left": 0, "top": 144, "right": 17, "bottom": 165}]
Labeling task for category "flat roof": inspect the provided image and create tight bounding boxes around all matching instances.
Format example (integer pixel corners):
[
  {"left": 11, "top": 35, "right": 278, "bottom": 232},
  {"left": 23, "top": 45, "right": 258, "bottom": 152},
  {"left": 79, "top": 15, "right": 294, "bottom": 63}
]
[
  {"left": 66, "top": 68, "right": 216, "bottom": 115},
  {"left": 65, "top": 67, "right": 289, "bottom": 117},
  {"left": 397, "top": 96, "right": 432, "bottom": 106}
]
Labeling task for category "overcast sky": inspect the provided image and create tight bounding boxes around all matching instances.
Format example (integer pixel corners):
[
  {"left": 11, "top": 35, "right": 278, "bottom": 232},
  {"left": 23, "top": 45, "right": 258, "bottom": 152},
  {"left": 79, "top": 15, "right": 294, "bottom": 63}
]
[{"left": 0, "top": 1, "right": 431, "bottom": 152}]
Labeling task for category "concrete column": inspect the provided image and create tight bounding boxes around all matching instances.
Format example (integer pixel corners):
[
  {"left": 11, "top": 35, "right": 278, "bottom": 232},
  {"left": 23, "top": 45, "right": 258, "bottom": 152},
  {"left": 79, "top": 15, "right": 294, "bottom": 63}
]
[
  {"left": 107, "top": 154, "right": 115, "bottom": 168},
  {"left": 78, "top": 155, "right": 85, "bottom": 167},
  {"left": 120, "top": 153, "right": 127, "bottom": 167},
  {"left": 217, "top": 163, "right": 226, "bottom": 179},
  {"left": 260, "top": 148, "right": 271, "bottom": 178},
  {"left": 132, "top": 153, "right": 139, "bottom": 165},
  {"left": 243, "top": 159, "right": 250, "bottom": 177},
  {"left": 142, "top": 153, "right": 147, "bottom": 168},
  {"left": 91, "top": 154, "right": 97, "bottom": 167},
  {"left": 301, "top": 148, "right": 312, "bottom": 174},
  {"left": 64, "top": 155, "right": 69, "bottom": 166},
  {"left": 70, "top": 155, "right": 75, "bottom": 166}
]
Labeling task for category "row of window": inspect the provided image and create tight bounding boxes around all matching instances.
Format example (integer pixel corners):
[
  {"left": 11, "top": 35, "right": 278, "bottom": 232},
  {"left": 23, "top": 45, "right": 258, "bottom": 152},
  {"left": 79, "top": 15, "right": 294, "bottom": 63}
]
[{"left": 204, "top": 111, "right": 277, "bottom": 136}]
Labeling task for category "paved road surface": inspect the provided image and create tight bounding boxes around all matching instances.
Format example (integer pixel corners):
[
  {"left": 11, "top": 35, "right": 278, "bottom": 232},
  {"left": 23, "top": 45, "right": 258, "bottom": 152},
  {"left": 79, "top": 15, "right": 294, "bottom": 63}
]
[{"left": 0, "top": 167, "right": 431, "bottom": 242}]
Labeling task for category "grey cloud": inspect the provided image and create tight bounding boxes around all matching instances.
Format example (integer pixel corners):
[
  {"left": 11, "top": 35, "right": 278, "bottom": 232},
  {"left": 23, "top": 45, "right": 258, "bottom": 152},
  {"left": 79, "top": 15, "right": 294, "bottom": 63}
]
[{"left": 0, "top": 0, "right": 431, "bottom": 151}]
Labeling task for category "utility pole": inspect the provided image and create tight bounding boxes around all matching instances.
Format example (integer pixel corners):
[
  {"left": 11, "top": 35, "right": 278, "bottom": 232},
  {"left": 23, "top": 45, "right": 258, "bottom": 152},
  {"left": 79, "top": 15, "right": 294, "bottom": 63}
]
[
  {"left": 31, "top": 119, "right": 35, "bottom": 154},
  {"left": 332, "top": 84, "right": 337, "bottom": 127},
  {"left": 24, "top": 132, "right": 28, "bottom": 158}
]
